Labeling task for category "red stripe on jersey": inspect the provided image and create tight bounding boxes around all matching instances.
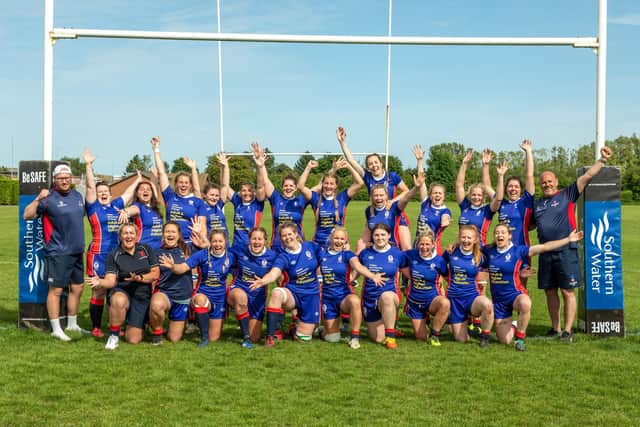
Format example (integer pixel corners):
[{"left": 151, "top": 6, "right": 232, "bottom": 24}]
[
  {"left": 435, "top": 230, "right": 445, "bottom": 256},
  {"left": 400, "top": 210, "right": 410, "bottom": 226},
  {"left": 134, "top": 216, "right": 143, "bottom": 242},
  {"left": 280, "top": 271, "right": 289, "bottom": 287},
  {"left": 480, "top": 219, "right": 491, "bottom": 246},
  {"left": 88, "top": 212, "right": 103, "bottom": 254},
  {"left": 523, "top": 208, "right": 532, "bottom": 246},
  {"left": 86, "top": 252, "right": 95, "bottom": 276},
  {"left": 513, "top": 259, "right": 528, "bottom": 295},
  {"left": 436, "top": 275, "right": 445, "bottom": 296},
  {"left": 43, "top": 213, "right": 53, "bottom": 245},
  {"left": 567, "top": 201, "right": 577, "bottom": 230}
]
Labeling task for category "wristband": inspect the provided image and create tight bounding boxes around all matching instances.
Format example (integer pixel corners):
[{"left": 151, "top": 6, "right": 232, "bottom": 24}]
[{"left": 153, "top": 148, "right": 160, "bottom": 153}]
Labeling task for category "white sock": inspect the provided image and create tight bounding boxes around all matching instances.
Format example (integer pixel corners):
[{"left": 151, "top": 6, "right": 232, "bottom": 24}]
[
  {"left": 50, "top": 318, "right": 63, "bottom": 334},
  {"left": 66, "top": 315, "right": 78, "bottom": 328}
]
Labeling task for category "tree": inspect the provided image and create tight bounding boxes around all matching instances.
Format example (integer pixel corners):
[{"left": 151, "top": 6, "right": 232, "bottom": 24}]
[
  {"left": 171, "top": 158, "right": 191, "bottom": 174},
  {"left": 124, "top": 154, "right": 153, "bottom": 174},
  {"left": 424, "top": 143, "right": 466, "bottom": 196},
  {"left": 206, "top": 153, "right": 256, "bottom": 189},
  {"left": 59, "top": 156, "right": 83, "bottom": 176},
  {"left": 293, "top": 152, "right": 315, "bottom": 176}
]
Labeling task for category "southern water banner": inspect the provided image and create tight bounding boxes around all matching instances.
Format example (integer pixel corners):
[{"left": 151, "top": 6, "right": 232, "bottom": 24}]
[
  {"left": 578, "top": 166, "right": 624, "bottom": 336},
  {"left": 18, "top": 160, "right": 67, "bottom": 329}
]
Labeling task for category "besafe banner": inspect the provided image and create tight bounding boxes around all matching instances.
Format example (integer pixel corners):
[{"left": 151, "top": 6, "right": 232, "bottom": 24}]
[
  {"left": 18, "top": 160, "right": 67, "bottom": 329},
  {"left": 578, "top": 166, "right": 624, "bottom": 336}
]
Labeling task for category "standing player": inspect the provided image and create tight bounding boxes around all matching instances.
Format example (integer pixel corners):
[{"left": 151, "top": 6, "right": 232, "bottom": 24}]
[
  {"left": 455, "top": 149, "right": 497, "bottom": 246},
  {"left": 534, "top": 146, "right": 613, "bottom": 341},
  {"left": 150, "top": 136, "right": 207, "bottom": 243},
  {"left": 337, "top": 126, "right": 413, "bottom": 250},
  {"left": 23, "top": 164, "right": 86, "bottom": 341},
  {"left": 252, "top": 143, "right": 309, "bottom": 252},
  {"left": 485, "top": 223, "right": 584, "bottom": 351},
  {"left": 119, "top": 172, "right": 164, "bottom": 250},
  {"left": 217, "top": 152, "right": 265, "bottom": 253},
  {"left": 297, "top": 158, "right": 364, "bottom": 247}
]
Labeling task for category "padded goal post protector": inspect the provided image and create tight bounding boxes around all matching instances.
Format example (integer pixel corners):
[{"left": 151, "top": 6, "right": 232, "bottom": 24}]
[
  {"left": 18, "top": 160, "right": 69, "bottom": 330},
  {"left": 577, "top": 166, "right": 624, "bottom": 337}
]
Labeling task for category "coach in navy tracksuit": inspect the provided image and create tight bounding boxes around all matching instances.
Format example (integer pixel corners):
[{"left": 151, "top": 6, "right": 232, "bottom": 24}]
[{"left": 533, "top": 146, "right": 612, "bottom": 342}]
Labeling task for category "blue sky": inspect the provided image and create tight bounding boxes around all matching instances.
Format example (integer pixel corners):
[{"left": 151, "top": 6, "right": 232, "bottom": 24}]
[{"left": 1, "top": 1, "right": 639, "bottom": 176}]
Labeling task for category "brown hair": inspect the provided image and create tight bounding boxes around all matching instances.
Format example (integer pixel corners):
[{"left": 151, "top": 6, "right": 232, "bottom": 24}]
[
  {"left": 368, "top": 184, "right": 389, "bottom": 218},
  {"left": 162, "top": 221, "right": 190, "bottom": 257}
]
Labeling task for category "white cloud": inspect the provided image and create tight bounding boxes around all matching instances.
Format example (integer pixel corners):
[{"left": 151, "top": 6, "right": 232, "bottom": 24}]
[{"left": 609, "top": 13, "right": 640, "bottom": 26}]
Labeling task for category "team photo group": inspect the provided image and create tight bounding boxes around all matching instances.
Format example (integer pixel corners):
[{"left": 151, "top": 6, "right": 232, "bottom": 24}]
[{"left": 23, "top": 127, "right": 614, "bottom": 352}]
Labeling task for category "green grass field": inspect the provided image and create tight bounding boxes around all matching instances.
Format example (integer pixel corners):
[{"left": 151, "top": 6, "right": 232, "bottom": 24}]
[{"left": 1, "top": 203, "right": 639, "bottom": 426}]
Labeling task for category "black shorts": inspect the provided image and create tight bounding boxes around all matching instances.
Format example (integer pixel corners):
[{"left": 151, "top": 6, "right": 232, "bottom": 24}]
[
  {"left": 45, "top": 254, "right": 84, "bottom": 288},
  {"left": 537, "top": 245, "right": 581, "bottom": 290},
  {"left": 110, "top": 285, "right": 151, "bottom": 329}
]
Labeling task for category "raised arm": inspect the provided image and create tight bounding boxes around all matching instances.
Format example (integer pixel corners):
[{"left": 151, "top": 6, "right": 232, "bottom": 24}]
[
  {"left": 490, "top": 162, "right": 509, "bottom": 212},
  {"left": 456, "top": 149, "right": 472, "bottom": 204},
  {"left": 120, "top": 170, "right": 143, "bottom": 206},
  {"left": 23, "top": 189, "right": 49, "bottom": 220},
  {"left": 297, "top": 160, "right": 318, "bottom": 201},
  {"left": 337, "top": 157, "right": 365, "bottom": 198},
  {"left": 482, "top": 148, "right": 495, "bottom": 199},
  {"left": 529, "top": 230, "right": 584, "bottom": 256},
  {"left": 336, "top": 126, "right": 365, "bottom": 177},
  {"left": 521, "top": 140, "right": 535, "bottom": 195},
  {"left": 397, "top": 173, "right": 425, "bottom": 211},
  {"left": 83, "top": 148, "right": 97, "bottom": 204},
  {"left": 576, "top": 146, "right": 613, "bottom": 193},
  {"left": 150, "top": 136, "right": 170, "bottom": 191},
  {"left": 184, "top": 157, "right": 201, "bottom": 198},
  {"left": 217, "top": 153, "right": 233, "bottom": 202},
  {"left": 252, "top": 142, "right": 275, "bottom": 198}
]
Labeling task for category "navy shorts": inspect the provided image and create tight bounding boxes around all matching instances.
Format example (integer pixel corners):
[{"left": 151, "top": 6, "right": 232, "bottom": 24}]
[
  {"left": 198, "top": 287, "right": 227, "bottom": 320},
  {"left": 362, "top": 290, "right": 398, "bottom": 323},
  {"left": 288, "top": 287, "right": 320, "bottom": 324},
  {"left": 322, "top": 289, "right": 351, "bottom": 320},
  {"left": 157, "top": 290, "right": 190, "bottom": 321},
  {"left": 538, "top": 245, "right": 581, "bottom": 290},
  {"left": 404, "top": 295, "right": 438, "bottom": 320},
  {"left": 45, "top": 254, "right": 84, "bottom": 288},
  {"left": 448, "top": 293, "right": 477, "bottom": 324},
  {"left": 86, "top": 252, "right": 108, "bottom": 277},
  {"left": 493, "top": 292, "right": 522, "bottom": 320},
  {"left": 110, "top": 284, "right": 151, "bottom": 329},
  {"left": 229, "top": 284, "right": 267, "bottom": 321}
]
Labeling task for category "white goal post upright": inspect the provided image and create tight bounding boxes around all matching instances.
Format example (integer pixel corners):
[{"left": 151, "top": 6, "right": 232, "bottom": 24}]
[{"left": 43, "top": 0, "right": 607, "bottom": 161}]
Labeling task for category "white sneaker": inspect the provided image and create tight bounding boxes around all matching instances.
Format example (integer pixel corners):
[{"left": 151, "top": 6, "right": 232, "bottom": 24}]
[
  {"left": 105, "top": 335, "right": 119, "bottom": 350},
  {"left": 51, "top": 330, "right": 72, "bottom": 342},
  {"left": 348, "top": 338, "right": 360, "bottom": 349},
  {"left": 65, "top": 325, "right": 90, "bottom": 334}
]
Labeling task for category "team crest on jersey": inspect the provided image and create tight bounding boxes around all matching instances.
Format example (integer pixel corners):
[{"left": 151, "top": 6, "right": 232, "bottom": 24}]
[
  {"left": 338, "top": 255, "right": 342, "bottom": 263},
  {"left": 551, "top": 200, "right": 560, "bottom": 207},
  {"left": 242, "top": 255, "right": 248, "bottom": 261},
  {"left": 384, "top": 211, "right": 389, "bottom": 218},
  {"left": 290, "top": 260, "right": 296, "bottom": 265},
  {"left": 261, "top": 259, "right": 267, "bottom": 267},
  {"left": 388, "top": 255, "right": 394, "bottom": 263},
  {"left": 305, "top": 250, "right": 312, "bottom": 259},
  {"left": 505, "top": 253, "right": 512, "bottom": 262},
  {"left": 430, "top": 263, "right": 436, "bottom": 269},
  {"left": 368, "top": 256, "right": 374, "bottom": 260},
  {"left": 476, "top": 210, "right": 481, "bottom": 216},
  {"left": 57, "top": 200, "right": 67, "bottom": 207}
]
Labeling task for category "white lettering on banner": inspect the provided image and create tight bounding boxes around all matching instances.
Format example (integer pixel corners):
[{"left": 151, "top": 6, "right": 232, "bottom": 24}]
[
  {"left": 21, "top": 171, "right": 48, "bottom": 184},
  {"left": 23, "top": 218, "right": 44, "bottom": 293},
  {"left": 590, "top": 321, "right": 621, "bottom": 334},
  {"left": 589, "top": 212, "right": 619, "bottom": 297}
]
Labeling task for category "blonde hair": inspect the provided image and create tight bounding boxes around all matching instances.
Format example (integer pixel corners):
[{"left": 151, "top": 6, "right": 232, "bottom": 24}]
[
  {"left": 369, "top": 184, "right": 389, "bottom": 218},
  {"left": 451, "top": 225, "right": 483, "bottom": 266},
  {"left": 316, "top": 174, "right": 340, "bottom": 225}
]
